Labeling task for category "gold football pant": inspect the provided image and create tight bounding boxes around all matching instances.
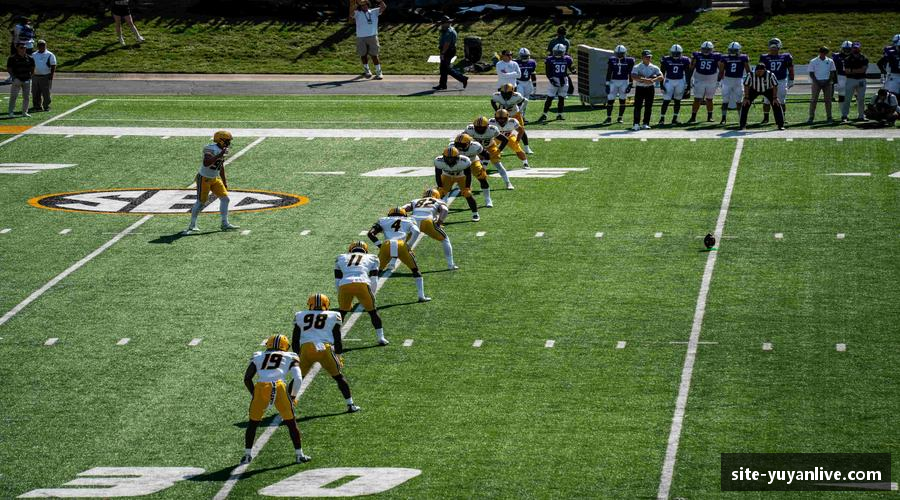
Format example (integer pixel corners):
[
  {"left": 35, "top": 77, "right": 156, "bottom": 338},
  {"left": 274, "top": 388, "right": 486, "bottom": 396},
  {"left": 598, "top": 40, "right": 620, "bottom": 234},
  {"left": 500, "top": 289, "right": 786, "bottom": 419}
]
[
  {"left": 196, "top": 174, "right": 228, "bottom": 203},
  {"left": 419, "top": 218, "right": 447, "bottom": 242},
  {"left": 378, "top": 239, "right": 418, "bottom": 271},
  {"left": 248, "top": 380, "right": 295, "bottom": 421},
  {"left": 298, "top": 342, "right": 343, "bottom": 377},
  {"left": 491, "top": 136, "right": 526, "bottom": 162},
  {"left": 338, "top": 282, "right": 376, "bottom": 312},
  {"left": 439, "top": 172, "right": 472, "bottom": 198}
]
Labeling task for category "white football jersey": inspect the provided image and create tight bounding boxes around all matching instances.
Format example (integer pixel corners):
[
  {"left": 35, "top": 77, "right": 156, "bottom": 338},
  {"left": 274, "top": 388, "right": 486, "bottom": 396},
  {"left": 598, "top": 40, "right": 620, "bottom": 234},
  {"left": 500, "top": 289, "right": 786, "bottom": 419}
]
[
  {"left": 294, "top": 310, "right": 342, "bottom": 347},
  {"left": 489, "top": 117, "right": 521, "bottom": 138},
  {"left": 491, "top": 92, "right": 526, "bottom": 113},
  {"left": 450, "top": 140, "right": 483, "bottom": 161},
  {"left": 464, "top": 124, "right": 502, "bottom": 149},
  {"left": 408, "top": 197, "right": 448, "bottom": 222},
  {"left": 434, "top": 155, "right": 472, "bottom": 175},
  {"left": 335, "top": 252, "right": 379, "bottom": 286},
  {"left": 250, "top": 349, "right": 300, "bottom": 383},
  {"left": 376, "top": 216, "right": 417, "bottom": 241},
  {"left": 198, "top": 143, "right": 224, "bottom": 179}
]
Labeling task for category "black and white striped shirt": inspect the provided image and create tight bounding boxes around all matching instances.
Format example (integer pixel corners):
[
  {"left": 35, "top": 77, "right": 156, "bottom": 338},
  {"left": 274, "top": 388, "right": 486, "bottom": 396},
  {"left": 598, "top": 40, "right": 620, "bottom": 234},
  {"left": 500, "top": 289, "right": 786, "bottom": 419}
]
[{"left": 743, "top": 70, "right": 779, "bottom": 92}]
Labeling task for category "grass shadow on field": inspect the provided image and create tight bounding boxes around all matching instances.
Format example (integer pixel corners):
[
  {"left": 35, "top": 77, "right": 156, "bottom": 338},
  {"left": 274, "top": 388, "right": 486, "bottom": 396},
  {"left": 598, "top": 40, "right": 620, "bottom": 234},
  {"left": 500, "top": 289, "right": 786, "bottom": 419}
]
[
  {"left": 56, "top": 42, "right": 126, "bottom": 70},
  {"left": 233, "top": 415, "right": 279, "bottom": 429},
  {"left": 340, "top": 344, "right": 382, "bottom": 354},
  {"left": 188, "top": 463, "right": 294, "bottom": 483},
  {"left": 298, "top": 410, "right": 351, "bottom": 422},
  {"left": 307, "top": 76, "right": 368, "bottom": 89}
]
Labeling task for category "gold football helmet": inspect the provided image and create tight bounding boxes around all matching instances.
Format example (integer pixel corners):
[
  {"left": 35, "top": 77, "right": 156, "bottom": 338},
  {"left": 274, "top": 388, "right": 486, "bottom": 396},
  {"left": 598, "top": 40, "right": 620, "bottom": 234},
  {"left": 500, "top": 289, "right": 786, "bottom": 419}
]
[
  {"left": 494, "top": 108, "right": 510, "bottom": 126},
  {"left": 473, "top": 116, "right": 489, "bottom": 134},
  {"left": 454, "top": 133, "right": 472, "bottom": 150},
  {"left": 213, "top": 130, "right": 233, "bottom": 149},
  {"left": 265, "top": 334, "right": 290, "bottom": 351},
  {"left": 500, "top": 82, "right": 516, "bottom": 98},
  {"left": 423, "top": 188, "right": 441, "bottom": 199},
  {"left": 348, "top": 240, "right": 369, "bottom": 253},
  {"left": 307, "top": 293, "right": 330, "bottom": 311},
  {"left": 442, "top": 146, "right": 460, "bottom": 166},
  {"left": 387, "top": 207, "right": 408, "bottom": 217}
]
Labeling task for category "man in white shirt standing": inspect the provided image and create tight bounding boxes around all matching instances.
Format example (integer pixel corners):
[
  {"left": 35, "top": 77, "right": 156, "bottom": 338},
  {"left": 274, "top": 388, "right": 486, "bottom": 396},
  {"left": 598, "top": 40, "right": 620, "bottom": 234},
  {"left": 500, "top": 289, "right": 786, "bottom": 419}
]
[
  {"left": 496, "top": 49, "right": 521, "bottom": 89},
  {"left": 808, "top": 46, "right": 837, "bottom": 123},
  {"left": 30, "top": 40, "right": 55, "bottom": 112},
  {"left": 351, "top": 0, "right": 386, "bottom": 80}
]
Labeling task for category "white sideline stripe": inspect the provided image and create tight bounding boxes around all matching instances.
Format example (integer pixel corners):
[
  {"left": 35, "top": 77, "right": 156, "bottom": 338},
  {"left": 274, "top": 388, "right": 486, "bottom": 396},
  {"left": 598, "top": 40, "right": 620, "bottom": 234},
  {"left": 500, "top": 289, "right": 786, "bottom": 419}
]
[
  {"left": 0, "top": 228, "right": 10, "bottom": 234},
  {"left": 301, "top": 171, "right": 345, "bottom": 175},
  {"left": 616, "top": 341, "right": 627, "bottom": 349},
  {"left": 836, "top": 233, "right": 845, "bottom": 239},
  {"left": 545, "top": 339, "right": 555, "bottom": 348},
  {"left": 535, "top": 231, "right": 544, "bottom": 237},
  {"left": 476, "top": 231, "right": 486, "bottom": 237},
  {"left": 213, "top": 187, "right": 461, "bottom": 500},
  {"left": 655, "top": 232, "right": 663, "bottom": 238},
  {"left": 826, "top": 172, "right": 871, "bottom": 176},
  {"left": 403, "top": 339, "right": 414, "bottom": 347},
  {"left": 836, "top": 343, "right": 847, "bottom": 352},
  {"left": 44, "top": 337, "right": 58, "bottom": 346},
  {"left": 117, "top": 338, "right": 130, "bottom": 345},
  {"left": 188, "top": 338, "right": 202, "bottom": 346},
  {"left": 774, "top": 232, "right": 784, "bottom": 239},
  {"left": 762, "top": 342, "right": 773, "bottom": 351},
  {"left": 0, "top": 138, "right": 265, "bottom": 330},
  {"left": 240, "top": 230, "right": 251, "bottom": 236},
  {"left": 595, "top": 232, "right": 604, "bottom": 238},
  {"left": 300, "top": 229, "right": 311, "bottom": 236},
  {"left": 473, "top": 339, "right": 483, "bottom": 347},
  {"left": 0, "top": 98, "right": 98, "bottom": 148},
  {"left": 58, "top": 228, "right": 71, "bottom": 235},
  {"left": 657, "top": 139, "right": 743, "bottom": 500}
]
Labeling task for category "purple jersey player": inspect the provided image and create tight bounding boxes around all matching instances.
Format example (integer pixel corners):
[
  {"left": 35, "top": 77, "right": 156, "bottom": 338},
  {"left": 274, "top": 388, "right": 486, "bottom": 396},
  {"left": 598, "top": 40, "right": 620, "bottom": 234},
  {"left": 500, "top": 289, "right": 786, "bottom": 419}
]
[
  {"left": 721, "top": 53, "right": 750, "bottom": 78},
  {"left": 539, "top": 44, "right": 573, "bottom": 121},
  {"left": 688, "top": 41, "right": 721, "bottom": 123},
  {"left": 604, "top": 45, "right": 635, "bottom": 123},
  {"left": 758, "top": 38, "right": 794, "bottom": 120},
  {"left": 659, "top": 44, "right": 691, "bottom": 123}
]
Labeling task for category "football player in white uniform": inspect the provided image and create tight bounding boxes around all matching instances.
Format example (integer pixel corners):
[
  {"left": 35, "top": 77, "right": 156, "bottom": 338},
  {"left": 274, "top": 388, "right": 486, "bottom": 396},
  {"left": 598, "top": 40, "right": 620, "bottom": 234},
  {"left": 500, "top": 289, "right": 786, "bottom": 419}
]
[
  {"left": 183, "top": 130, "right": 240, "bottom": 234},
  {"left": 242, "top": 334, "right": 309, "bottom": 465},
  {"left": 367, "top": 207, "right": 431, "bottom": 302},
  {"left": 516, "top": 47, "right": 538, "bottom": 122},
  {"left": 334, "top": 241, "right": 386, "bottom": 345},
  {"left": 451, "top": 133, "right": 492, "bottom": 208},
  {"left": 465, "top": 116, "right": 513, "bottom": 190},
  {"left": 292, "top": 293, "right": 361, "bottom": 410},
  {"left": 435, "top": 146, "right": 480, "bottom": 220},
  {"left": 491, "top": 83, "right": 533, "bottom": 154},
  {"left": 490, "top": 109, "right": 529, "bottom": 170},
  {"left": 402, "top": 188, "right": 457, "bottom": 270}
]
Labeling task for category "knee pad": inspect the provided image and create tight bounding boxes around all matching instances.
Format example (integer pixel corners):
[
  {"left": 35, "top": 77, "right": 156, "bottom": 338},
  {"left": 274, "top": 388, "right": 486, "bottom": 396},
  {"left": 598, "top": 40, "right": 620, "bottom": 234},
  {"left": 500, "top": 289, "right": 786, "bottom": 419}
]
[{"left": 460, "top": 187, "right": 472, "bottom": 198}]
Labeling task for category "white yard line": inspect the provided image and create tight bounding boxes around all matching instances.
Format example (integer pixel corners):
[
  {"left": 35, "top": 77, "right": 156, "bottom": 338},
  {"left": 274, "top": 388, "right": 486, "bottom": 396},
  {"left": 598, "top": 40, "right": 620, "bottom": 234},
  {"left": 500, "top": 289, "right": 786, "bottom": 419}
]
[
  {"left": 657, "top": 139, "right": 743, "bottom": 500},
  {"left": 0, "top": 98, "right": 98, "bottom": 148},
  {"left": 213, "top": 188, "right": 461, "bottom": 500},
  {"left": 0, "top": 138, "right": 265, "bottom": 329}
]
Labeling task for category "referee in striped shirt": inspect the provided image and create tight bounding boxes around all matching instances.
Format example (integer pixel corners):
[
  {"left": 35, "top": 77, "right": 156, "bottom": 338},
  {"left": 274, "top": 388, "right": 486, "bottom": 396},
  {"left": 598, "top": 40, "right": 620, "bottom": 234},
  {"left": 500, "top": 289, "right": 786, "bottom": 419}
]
[{"left": 740, "top": 63, "right": 785, "bottom": 130}]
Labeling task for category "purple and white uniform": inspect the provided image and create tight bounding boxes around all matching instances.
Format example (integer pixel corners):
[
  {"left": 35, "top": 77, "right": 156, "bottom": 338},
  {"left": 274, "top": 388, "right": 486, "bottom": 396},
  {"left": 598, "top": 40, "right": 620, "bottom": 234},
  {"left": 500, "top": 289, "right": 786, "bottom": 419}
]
[
  {"left": 517, "top": 58, "right": 537, "bottom": 99},
  {"left": 691, "top": 51, "right": 721, "bottom": 99},
  {"left": 759, "top": 52, "right": 793, "bottom": 104},
  {"left": 606, "top": 56, "right": 635, "bottom": 99},
  {"left": 661, "top": 55, "right": 691, "bottom": 99},
  {"left": 720, "top": 53, "right": 749, "bottom": 107},
  {"left": 545, "top": 54, "right": 573, "bottom": 97}
]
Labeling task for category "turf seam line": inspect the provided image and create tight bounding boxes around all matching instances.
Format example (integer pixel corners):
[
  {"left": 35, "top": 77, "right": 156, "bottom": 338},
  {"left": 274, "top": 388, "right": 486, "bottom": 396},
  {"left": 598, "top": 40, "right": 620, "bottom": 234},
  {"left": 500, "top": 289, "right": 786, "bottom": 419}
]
[
  {"left": 657, "top": 138, "right": 743, "bottom": 500},
  {"left": 0, "top": 98, "right": 97, "bottom": 149}
]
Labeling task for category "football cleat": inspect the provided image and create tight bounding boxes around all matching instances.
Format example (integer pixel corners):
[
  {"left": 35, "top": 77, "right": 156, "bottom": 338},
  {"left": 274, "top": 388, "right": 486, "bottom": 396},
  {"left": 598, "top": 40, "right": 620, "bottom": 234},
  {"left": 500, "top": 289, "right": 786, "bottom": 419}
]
[
  {"left": 363, "top": 69, "right": 372, "bottom": 78},
  {"left": 700, "top": 41, "right": 714, "bottom": 54},
  {"left": 500, "top": 82, "right": 515, "bottom": 99},
  {"left": 377, "top": 338, "right": 389, "bottom": 346},
  {"left": 603, "top": 116, "right": 612, "bottom": 124},
  {"left": 632, "top": 124, "right": 641, "bottom": 131},
  {"left": 485, "top": 199, "right": 494, "bottom": 208},
  {"left": 538, "top": 113, "right": 548, "bottom": 122},
  {"left": 181, "top": 226, "right": 199, "bottom": 235},
  {"left": 442, "top": 146, "right": 460, "bottom": 166},
  {"left": 494, "top": 108, "right": 510, "bottom": 126},
  {"left": 418, "top": 296, "right": 432, "bottom": 303},
  {"left": 473, "top": 116, "right": 490, "bottom": 134},
  {"left": 614, "top": 44, "right": 627, "bottom": 56},
  {"left": 556, "top": 114, "right": 565, "bottom": 120},
  {"left": 552, "top": 43, "right": 566, "bottom": 57},
  {"left": 266, "top": 334, "right": 291, "bottom": 351},
  {"left": 306, "top": 293, "right": 330, "bottom": 311},
  {"left": 240, "top": 454, "right": 252, "bottom": 465},
  {"left": 727, "top": 41, "right": 741, "bottom": 55},
  {"left": 213, "top": 130, "right": 233, "bottom": 149},
  {"left": 518, "top": 47, "right": 531, "bottom": 60},
  {"left": 670, "top": 44, "right": 683, "bottom": 56},
  {"left": 617, "top": 117, "right": 623, "bottom": 123},
  {"left": 348, "top": 240, "right": 369, "bottom": 253},
  {"left": 348, "top": 404, "right": 362, "bottom": 413},
  {"left": 642, "top": 124, "right": 651, "bottom": 130},
  {"left": 768, "top": 37, "right": 782, "bottom": 50},
  {"left": 296, "top": 452, "right": 312, "bottom": 464},
  {"left": 448, "top": 264, "right": 460, "bottom": 270},
  {"left": 472, "top": 212, "right": 481, "bottom": 221},
  {"left": 454, "top": 133, "right": 472, "bottom": 150},
  {"left": 423, "top": 188, "right": 441, "bottom": 199},
  {"left": 221, "top": 222, "right": 240, "bottom": 231},
  {"left": 388, "top": 206, "right": 408, "bottom": 217},
  {"left": 524, "top": 145, "right": 534, "bottom": 154},
  {"left": 704, "top": 233, "right": 716, "bottom": 249}
]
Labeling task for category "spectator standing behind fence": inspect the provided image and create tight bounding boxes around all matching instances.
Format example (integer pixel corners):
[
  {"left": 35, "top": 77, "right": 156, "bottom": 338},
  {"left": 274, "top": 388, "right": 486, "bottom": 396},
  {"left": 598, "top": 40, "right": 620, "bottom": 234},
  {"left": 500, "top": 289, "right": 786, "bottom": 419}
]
[
  {"left": 496, "top": 50, "right": 520, "bottom": 88},
  {"left": 807, "top": 47, "right": 836, "bottom": 123},
  {"left": 111, "top": 0, "right": 145, "bottom": 46},
  {"left": 433, "top": 16, "right": 468, "bottom": 91},
  {"left": 6, "top": 43, "right": 34, "bottom": 118},
  {"left": 31, "top": 40, "right": 55, "bottom": 112},
  {"left": 740, "top": 63, "right": 784, "bottom": 130},
  {"left": 630, "top": 50, "right": 663, "bottom": 131},
  {"left": 841, "top": 42, "right": 868, "bottom": 122},
  {"left": 10, "top": 16, "right": 34, "bottom": 55},
  {"left": 351, "top": 0, "right": 385, "bottom": 80}
]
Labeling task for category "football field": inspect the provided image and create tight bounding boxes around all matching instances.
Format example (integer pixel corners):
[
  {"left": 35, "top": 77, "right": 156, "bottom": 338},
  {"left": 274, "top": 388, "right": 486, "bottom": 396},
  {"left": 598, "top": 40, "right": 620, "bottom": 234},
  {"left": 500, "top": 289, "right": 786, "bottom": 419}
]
[{"left": 1, "top": 95, "right": 898, "bottom": 499}]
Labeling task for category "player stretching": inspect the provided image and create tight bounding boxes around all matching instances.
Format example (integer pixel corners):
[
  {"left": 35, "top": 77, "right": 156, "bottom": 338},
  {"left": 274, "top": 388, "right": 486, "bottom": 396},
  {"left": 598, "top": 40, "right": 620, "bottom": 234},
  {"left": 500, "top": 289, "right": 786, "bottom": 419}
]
[
  {"left": 402, "top": 188, "right": 457, "bottom": 270},
  {"left": 183, "top": 130, "right": 240, "bottom": 235},
  {"left": 539, "top": 44, "right": 573, "bottom": 122},
  {"left": 335, "top": 241, "right": 387, "bottom": 345},
  {"left": 367, "top": 207, "right": 431, "bottom": 302},
  {"left": 292, "top": 294, "right": 361, "bottom": 411},
  {"left": 241, "top": 334, "right": 309, "bottom": 465}
]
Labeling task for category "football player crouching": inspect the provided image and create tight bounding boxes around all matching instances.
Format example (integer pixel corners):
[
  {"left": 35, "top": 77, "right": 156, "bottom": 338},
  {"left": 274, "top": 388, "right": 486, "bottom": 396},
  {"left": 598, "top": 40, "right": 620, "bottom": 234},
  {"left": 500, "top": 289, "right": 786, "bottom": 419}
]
[
  {"left": 402, "top": 188, "right": 457, "bottom": 270},
  {"left": 242, "top": 334, "right": 309, "bottom": 465},
  {"left": 292, "top": 294, "right": 362, "bottom": 410},
  {"left": 452, "top": 133, "right": 492, "bottom": 208},
  {"left": 465, "top": 117, "right": 513, "bottom": 190},
  {"left": 491, "top": 83, "right": 533, "bottom": 154},
  {"left": 367, "top": 207, "right": 431, "bottom": 302},
  {"left": 334, "top": 241, "right": 386, "bottom": 345},
  {"left": 490, "top": 109, "right": 529, "bottom": 171},
  {"left": 434, "top": 146, "right": 480, "bottom": 221}
]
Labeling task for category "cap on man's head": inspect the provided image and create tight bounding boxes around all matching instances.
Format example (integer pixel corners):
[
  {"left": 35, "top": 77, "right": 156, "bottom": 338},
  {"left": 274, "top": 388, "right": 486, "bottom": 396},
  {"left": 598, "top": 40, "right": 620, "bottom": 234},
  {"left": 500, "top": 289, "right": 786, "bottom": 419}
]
[
  {"left": 641, "top": 49, "right": 652, "bottom": 57},
  {"left": 851, "top": 41, "right": 861, "bottom": 48},
  {"left": 755, "top": 62, "right": 766, "bottom": 70}
]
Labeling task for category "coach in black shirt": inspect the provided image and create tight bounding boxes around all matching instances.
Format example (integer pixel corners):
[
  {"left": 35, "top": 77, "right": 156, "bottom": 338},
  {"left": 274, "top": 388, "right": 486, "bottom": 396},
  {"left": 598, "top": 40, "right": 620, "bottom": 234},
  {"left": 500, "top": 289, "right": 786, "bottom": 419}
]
[
  {"left": 841, "top": 42, "right": 868, "bottom": 122},
  {"left": 6, "top": 43, "right": 34, "bottom": 117},
  {"left": 740, "top": 63, "right": 784, "bottom": 130}
]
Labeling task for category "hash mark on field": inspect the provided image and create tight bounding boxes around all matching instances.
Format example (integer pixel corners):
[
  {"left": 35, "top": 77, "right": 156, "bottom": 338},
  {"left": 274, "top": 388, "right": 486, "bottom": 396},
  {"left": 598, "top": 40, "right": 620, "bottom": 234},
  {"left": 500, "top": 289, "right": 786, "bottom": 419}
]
[
  {"left": 786, "top": 138, "right": 794, "bottom": 142},
  {"left": 595, "top": 232, "right": 604, "bottom": 238},
  {"left": 535, "top": 232, "right": 544, "bottom": 237},
  {"left": 300, "top": 230, "right": 311, "bottom": 236},
  {"left": 476, "top": 231, "right": 486, "bottom": 237},
  {"left": 616, "top": 341, "right": 627, "bottom": 349},
  {"left": 836, "top": 233, "right": 845, "bottom": 239},
  {"left": 888, "top": 138, "right": 894, "bottom": 142},
  {"left": 640, "top": 138, "right": 648, "bottom": 142},
  {"left": 58, "top": 228, "right": 71, "bottom": 235},
  {"left": 189, "top": 338, "right": 202, "bottom": 346},
  {"left": 836, "top": 138, "right": 843, "bottom": 142},
  {"left": 774, "top": 232, "right": 783, "bottom": 239},
  {"left": 544, "top": 138, "right": 552, "bottom": 142},
  {"left": 0, "top": 228, "right": 10, "bottom": 234},
  {"left": 44, "top": 337, "right": 58, "bottom": 346},
  {"left": 358, "top": 230, "right": 368, "bottom": 236},
  {"left": 402, "top": 137, "right": 409, "bottom": 141},
  {"left": 690, "top": 138, "right": 697, "bottom": 142},
  {"left": 592, "top": 137, "right": 599, "bottom": 142},
  {"left": 403, "top": 339, "right": 414, "bottom": 347},
  {"left": 473, "top": 339, "right": 483, "bottom": 347},
  {"left": 655, "top": 232, "right": 663, "bottom": 238},
  {"left": 354, "top": 137, "right": 362, "bottom": 141},
  {"left": 113, "top": 135, "right": 122, "bottom": 139},
  {"left": 64, "top": 134, "right": 74, "bottom": 138},
  {"left": 162, "top": 136, "right": 170, "bottom": 140},
  {"left": 762, "top": 342, "right": 773, "bottom": 351},
  {"left": 836, "top": 343, "right": 847, "bottom": 352},
  {"left": 306, "top": 136, "right": 315, "bottom": 141},
  {"left": 117, "top": 338, "right": 130, "bottom": 346},
  {"left": 240, "top": 230, "right": 250, "bottom": 236},
  {"left": 545, "top": 339, "right": 555, "bottom": 348}
]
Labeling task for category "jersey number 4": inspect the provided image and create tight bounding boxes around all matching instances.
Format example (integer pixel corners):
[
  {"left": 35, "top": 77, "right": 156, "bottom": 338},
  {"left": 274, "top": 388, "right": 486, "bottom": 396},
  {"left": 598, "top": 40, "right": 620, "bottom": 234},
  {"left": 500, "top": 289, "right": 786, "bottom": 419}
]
[
  {"left": 301, "top": 313, "right": 328, "bottom": 331},
  {"left": 391, "top": 219, "right": 403, "bottom": 232}
]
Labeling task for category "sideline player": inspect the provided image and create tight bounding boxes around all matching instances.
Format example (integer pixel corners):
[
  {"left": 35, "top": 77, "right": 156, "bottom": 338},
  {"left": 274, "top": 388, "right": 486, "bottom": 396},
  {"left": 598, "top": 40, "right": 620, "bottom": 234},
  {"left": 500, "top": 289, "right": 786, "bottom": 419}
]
[
  {"left": 183, "top": 130, "right": 240, "bottom": 234},
  {"left": 759, "top": 38, "right": 794, "bottom": 123},
  {"left": 292, "top": 293, "right": 362, "bottom": 411},
  {"left": 402, "top": 188, "right": 457, "bottom": 270},
  {"left": 659, "top": 44, "right": 691, "bottom": 124},
  {"left": 688, "top": 41, "right": 720, "bottom": 123},
  {"left": 719, "top": 41, "right": 750, "bottom": 124},
  {"left": 833, "top": 41, "right": 852, "bottom": 106},
  {"left": 241, "top": 334, "right": 309, "bottom": 465},
  {"left": 516, "top": 48, "right": 538, "bottom": 124},
  {"left": 604, "top": 44, "right": 634, "bottom": 124},
  {"left": 452, "top": 133, "right": 492, "bottom": 208},
  {"left": 465, "top": 116, "right": 512, "bottom": 190},
  {"left": 877, "top": 35, "right": 900, "bottom": 95},
  {"left": 434, "top": 145, "right": 480, "bottom": 220},
  {"left": 491, "top": 83, "right": 533, "bottom": 154},
  {"left": 539, "top": 44, "right": 573, "bottom": 121},
  {"left": 367, "top": 207, "right": 431, "bottom": 302},
  {"left": 490, "top": 109, "right": 529, "bottom": 170},
  {"left": 334, "top": 241, "right": 386, "bottom": 345}
]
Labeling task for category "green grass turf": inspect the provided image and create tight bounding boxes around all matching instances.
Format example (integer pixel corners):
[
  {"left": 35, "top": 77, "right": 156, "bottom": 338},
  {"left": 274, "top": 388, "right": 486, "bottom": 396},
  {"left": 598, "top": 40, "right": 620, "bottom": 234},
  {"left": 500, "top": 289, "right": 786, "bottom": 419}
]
[
  {"left": 1, "top": 98, "right": 898, "bottom": 498},
  {"left": 49, "top": 94, "right": 897, "bottom": 131},
  {"left": 11, "top": 9, "right": 900, "bottom": 74}
]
